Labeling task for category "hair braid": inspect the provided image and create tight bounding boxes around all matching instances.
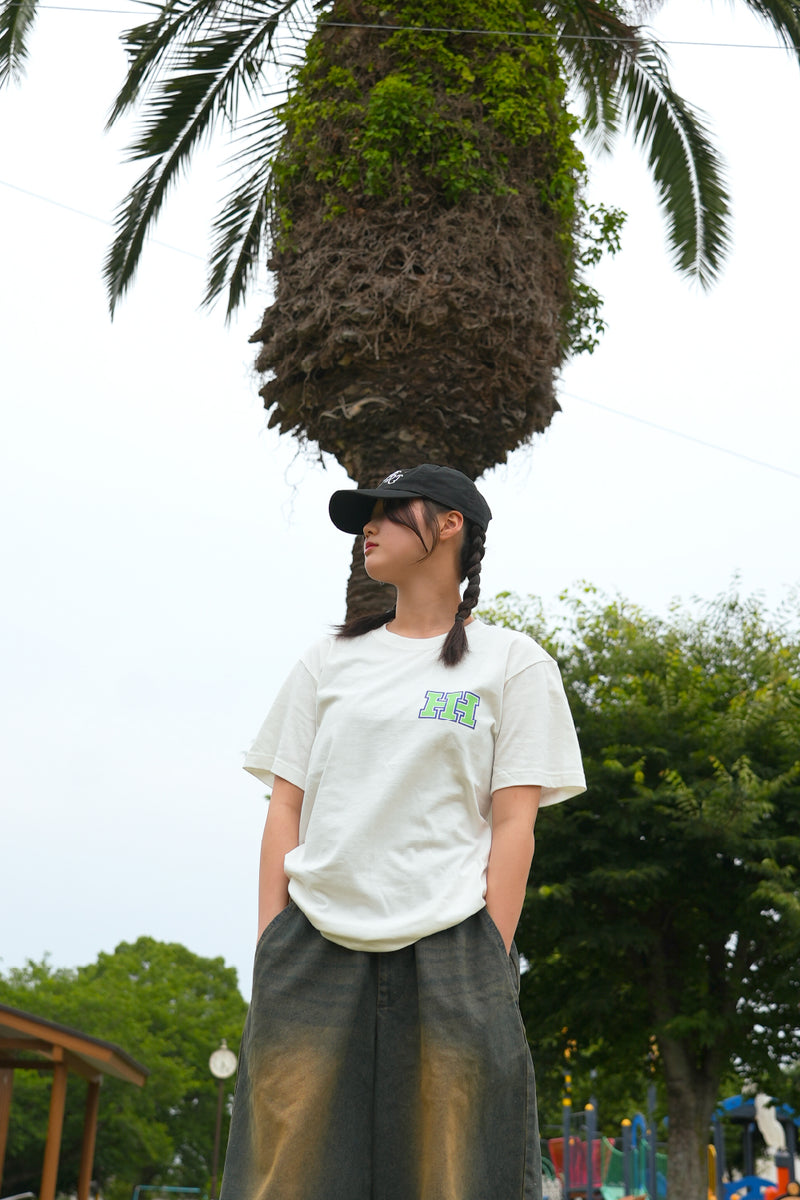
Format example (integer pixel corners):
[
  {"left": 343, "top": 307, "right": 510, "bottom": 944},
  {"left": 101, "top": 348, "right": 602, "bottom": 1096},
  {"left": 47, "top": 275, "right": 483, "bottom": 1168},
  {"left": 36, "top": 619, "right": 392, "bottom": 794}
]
[{"left": 440, "top": 522, "right": 485, "bottom": 666}]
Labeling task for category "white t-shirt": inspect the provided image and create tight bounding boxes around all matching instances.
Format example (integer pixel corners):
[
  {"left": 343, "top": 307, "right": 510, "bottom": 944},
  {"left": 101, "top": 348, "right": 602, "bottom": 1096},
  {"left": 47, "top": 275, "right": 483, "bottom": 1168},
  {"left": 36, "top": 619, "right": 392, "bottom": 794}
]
[{"left": 244, "top": 619, "right": 585, "bottom": 951}]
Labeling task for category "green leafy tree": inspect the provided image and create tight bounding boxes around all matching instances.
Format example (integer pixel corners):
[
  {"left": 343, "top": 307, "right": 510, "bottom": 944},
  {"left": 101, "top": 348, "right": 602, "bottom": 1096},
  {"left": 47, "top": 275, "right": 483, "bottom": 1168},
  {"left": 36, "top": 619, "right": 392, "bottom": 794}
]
[
  {"left": 0, "top": 938, "right": 247, "bottom": 1200},
  {"left": 6, "top": 1, "right": 800, "bottom": 612},
  {"left": 482, "top": 586, "right": 800, "bottom": 1200}
]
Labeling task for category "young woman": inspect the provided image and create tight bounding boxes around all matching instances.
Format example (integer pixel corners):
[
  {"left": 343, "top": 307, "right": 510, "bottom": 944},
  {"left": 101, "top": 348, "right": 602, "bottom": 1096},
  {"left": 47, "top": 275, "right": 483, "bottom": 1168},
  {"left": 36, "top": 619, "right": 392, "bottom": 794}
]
[{"left": 221, "top": 464, "right": 585, "bottom": 1200}]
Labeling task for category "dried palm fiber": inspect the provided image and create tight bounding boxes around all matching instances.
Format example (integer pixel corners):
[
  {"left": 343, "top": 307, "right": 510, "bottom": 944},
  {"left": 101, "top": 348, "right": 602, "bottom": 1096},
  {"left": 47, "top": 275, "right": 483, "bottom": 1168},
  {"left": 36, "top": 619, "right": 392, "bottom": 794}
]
[
  {"left": 254, "top": 192, "right": 567, "bottom": 486},
  {"left": 252, "top": 1, "right": 580, "bottom": 490}
]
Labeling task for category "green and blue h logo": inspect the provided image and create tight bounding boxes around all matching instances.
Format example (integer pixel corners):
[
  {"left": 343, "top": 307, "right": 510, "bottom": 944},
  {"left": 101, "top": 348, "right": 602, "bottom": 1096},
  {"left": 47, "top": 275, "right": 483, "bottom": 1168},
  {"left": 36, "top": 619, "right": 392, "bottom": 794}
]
[{"left": 418, "top": 689, "right": 481, "bottom": 730}]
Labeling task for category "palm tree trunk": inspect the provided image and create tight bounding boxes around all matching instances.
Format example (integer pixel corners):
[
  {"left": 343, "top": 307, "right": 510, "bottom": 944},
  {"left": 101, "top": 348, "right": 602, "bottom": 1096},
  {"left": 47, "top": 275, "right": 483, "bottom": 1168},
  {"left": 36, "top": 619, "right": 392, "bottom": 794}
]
[
  {"left": 345, "top": 535, "right": 397, "bottom": 620},
  {"left": 252, "top": 3, "right": 577, "bottom": 619}
]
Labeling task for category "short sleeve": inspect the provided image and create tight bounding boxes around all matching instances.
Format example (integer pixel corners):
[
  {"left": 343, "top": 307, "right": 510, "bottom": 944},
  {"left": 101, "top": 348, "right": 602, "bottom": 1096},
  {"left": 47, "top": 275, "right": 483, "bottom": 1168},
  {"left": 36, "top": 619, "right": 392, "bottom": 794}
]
[
  {"left": 243, "top": 659, "right": 318, "bottom": 791},
  {"left": 490, "top": 659, "right": 586, "bottom": 806}
]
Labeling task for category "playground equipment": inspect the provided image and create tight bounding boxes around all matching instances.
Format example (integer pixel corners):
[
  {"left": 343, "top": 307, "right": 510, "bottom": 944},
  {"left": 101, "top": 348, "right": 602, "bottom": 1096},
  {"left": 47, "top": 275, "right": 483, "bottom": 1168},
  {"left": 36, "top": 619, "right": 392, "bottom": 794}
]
[
  {"left": 541, "top": 1154, "right": 563, "bottom": 1200},
  {"left": 131, "top": 1188, "right": 206, "bottom": 1200},
  {"left": 712, "top": 1095, "right": 800, "bottom": 1200},
  {"left": 548, "top": 1099, "right": 666, "bottom": 1199},
  {"left": 548, "top": 1076, "right": 800, "bottom": 1200}
]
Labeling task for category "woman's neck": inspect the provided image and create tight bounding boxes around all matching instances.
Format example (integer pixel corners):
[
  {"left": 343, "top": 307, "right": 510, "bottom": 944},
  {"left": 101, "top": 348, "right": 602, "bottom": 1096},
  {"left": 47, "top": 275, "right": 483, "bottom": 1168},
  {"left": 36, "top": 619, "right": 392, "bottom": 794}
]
[{"left": 388, "top": 578, "right": 467, "bottom": 638}]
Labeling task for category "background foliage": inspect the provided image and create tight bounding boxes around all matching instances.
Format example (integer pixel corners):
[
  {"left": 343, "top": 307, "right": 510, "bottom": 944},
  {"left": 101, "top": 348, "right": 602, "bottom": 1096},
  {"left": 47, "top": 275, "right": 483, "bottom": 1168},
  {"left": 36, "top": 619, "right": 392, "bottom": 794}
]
[
  {"left": 482, "top": 586, "right": 800, "bottom": 1189},
  {"left": 0, "top": 939, "right": 247, "bottom": 1200}
]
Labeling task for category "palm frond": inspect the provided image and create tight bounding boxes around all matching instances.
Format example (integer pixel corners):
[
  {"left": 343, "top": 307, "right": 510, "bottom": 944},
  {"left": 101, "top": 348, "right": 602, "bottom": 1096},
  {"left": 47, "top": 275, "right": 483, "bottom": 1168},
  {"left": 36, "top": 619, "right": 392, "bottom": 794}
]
[
  {"left": 108, "top": 0, "right": 306, "bottom": 127},
  {"left": 536, "top": 0, "right": 637, "bottom": 150},
  {"left": 104, "top": 159, "right": 161, "bottom": 317},
  {"left": 205, "top": 170, "right": 271, "bottom": 317},
  {"left": 203, "top": 111, "right": 285, "bottom": 315},
  {"left": 104, "top": 3, "right": 298, "bottom": 312},
  {"left": 740, "top": 0, "right": 800, "bottom": 67},
  {"left": 108, "top": 0, "right": 224, "bottom": 127},
  {"left": 618, "top": 39, "right": 731, "bottom": 287},
  {"left": 0, "top": 0, "right": 38, "bottom": 88}
]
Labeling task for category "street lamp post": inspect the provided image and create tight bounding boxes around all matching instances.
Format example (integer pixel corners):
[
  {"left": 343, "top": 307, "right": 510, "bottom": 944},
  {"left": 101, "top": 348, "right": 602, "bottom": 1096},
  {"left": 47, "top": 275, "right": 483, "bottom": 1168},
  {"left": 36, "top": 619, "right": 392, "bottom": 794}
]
[{"left": 209, "top": 1040, "right": 238, "bottom": 1200}]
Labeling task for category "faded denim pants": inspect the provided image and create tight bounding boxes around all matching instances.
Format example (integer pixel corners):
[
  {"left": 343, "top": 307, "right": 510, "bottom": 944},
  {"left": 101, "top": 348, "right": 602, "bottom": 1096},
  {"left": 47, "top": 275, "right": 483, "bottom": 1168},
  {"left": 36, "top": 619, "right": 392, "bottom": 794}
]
[{"left": 220, "top": 902, "right": 541, "bottom": 1200}]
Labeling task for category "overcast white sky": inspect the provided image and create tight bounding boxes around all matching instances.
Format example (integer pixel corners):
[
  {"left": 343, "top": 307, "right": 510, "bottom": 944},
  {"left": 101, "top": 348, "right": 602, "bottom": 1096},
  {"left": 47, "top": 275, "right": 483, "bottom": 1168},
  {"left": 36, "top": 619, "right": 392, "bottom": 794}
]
[{"left": 1, "top": 0, "right": 798, "bottom": 1002}]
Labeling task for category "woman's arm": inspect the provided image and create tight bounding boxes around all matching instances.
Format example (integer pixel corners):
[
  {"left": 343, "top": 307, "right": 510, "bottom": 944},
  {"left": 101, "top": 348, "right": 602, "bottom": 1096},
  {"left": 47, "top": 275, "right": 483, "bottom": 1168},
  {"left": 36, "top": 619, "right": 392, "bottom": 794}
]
[
  {"left": 485, "top": 784, "right": 542, "bottom": 953},
  {"left": 257, "top": 775, "right": 304, "bottom": 941}
]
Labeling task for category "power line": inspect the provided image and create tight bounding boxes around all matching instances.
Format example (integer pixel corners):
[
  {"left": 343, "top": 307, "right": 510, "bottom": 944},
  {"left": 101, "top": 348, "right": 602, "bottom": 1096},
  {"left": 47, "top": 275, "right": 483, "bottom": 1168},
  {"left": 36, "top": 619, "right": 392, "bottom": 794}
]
[
  {"left": 0, "top": 178, "right": 205, "bottom": 261},
  {"left": 22, "top": 2, "right": 139, "bottom": 9},
  {"left": 562, "top": 391, "right": 800, "bottom": 481},
  {"left": 15, "top": 4, "right": 800, "bottom": 51},
  {"left": 318, "top": 19, "right": 800, "bottom": 52}
]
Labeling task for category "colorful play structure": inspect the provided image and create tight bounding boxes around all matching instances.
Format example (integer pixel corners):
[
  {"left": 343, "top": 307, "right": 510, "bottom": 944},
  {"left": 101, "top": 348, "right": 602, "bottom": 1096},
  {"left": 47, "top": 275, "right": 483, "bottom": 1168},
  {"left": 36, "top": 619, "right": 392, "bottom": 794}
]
[
  {"left": 543, "top": 1097, "right": 666, "bottom": 1200},
  {"left": 541, "top": 1093, "right": 800, "bottom": 1200},
  {"left": 711, "top": 1095, "right": 800, "bottom": 1200}
]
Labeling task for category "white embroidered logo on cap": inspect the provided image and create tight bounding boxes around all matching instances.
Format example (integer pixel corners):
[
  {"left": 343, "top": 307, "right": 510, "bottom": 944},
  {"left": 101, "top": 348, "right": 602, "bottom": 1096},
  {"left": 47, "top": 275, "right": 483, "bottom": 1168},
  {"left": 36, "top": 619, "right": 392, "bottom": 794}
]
[{"left": 382, "top": 471, "right": 404, "bottom": 486}]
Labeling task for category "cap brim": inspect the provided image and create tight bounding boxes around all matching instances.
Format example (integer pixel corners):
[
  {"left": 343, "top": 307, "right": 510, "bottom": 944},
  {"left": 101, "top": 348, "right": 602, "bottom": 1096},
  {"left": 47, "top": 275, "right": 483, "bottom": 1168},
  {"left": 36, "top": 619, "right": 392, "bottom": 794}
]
[{"left": 328, "top": 487, "right": 421, "bottom": 534}]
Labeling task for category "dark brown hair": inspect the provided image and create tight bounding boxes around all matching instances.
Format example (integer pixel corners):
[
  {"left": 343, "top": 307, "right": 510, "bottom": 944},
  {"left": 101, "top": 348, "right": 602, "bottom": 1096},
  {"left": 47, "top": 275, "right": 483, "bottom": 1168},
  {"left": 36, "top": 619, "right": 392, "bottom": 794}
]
[{"left": 336, "top": 497, "right": 486, "bottom": 666}]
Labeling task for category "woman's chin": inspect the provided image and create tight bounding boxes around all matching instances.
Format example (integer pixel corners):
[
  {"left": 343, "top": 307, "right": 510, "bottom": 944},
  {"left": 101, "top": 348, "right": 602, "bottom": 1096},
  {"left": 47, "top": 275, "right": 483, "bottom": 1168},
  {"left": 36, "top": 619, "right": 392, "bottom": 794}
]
[
  {"left": 364, "top": 559, "right": 398, "bottom": 587},
  {"left": 364, "top": 563, "right": 387, "bottom": 584}
]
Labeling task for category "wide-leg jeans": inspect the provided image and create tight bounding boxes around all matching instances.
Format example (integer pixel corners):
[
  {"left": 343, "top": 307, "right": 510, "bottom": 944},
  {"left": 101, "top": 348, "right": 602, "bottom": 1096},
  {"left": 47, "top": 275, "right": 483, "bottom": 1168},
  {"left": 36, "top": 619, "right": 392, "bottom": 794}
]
[{"left": 220, "top": 903, "right": 541, "bottom": 1200}]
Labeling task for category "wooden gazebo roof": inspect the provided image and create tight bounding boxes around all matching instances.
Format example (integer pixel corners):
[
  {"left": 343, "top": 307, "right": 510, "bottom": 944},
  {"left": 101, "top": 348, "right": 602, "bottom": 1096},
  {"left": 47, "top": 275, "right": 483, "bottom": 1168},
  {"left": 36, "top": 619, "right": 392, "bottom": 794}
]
[{"left": 0, "top": 1002, "right": 148, "bottom": 1200}]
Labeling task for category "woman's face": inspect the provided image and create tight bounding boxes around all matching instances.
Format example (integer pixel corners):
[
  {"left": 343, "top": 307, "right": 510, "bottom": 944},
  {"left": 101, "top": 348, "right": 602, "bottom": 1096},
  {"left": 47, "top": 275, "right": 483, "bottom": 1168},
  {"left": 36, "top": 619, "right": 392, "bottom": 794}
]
[{"left": 362, "top": 500, "right": 434, "bottom": 584}]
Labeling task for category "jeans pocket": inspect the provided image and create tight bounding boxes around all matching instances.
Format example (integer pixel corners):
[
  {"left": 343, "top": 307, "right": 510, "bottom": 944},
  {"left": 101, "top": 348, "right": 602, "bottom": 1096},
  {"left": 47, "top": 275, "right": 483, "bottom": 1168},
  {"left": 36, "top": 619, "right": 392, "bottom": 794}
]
[
  {"left": 508, "top": 940, "right": 521, "bottom": 994},
  {"left": 481, "top": 906, "right": 509, "bottom": 953},
  {"left": 255, "top": 899, "right": 296, "bottom": 955},
  {"left": 480, "top": 908, "right": 520, "bottom": 994}
]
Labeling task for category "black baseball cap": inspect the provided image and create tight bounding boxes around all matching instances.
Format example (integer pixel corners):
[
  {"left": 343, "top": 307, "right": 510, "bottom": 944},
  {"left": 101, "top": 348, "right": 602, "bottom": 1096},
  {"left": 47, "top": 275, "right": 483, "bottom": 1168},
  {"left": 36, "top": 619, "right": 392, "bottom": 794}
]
[{"left": 329, "top": 464, "right": 492, "bottom": 534}]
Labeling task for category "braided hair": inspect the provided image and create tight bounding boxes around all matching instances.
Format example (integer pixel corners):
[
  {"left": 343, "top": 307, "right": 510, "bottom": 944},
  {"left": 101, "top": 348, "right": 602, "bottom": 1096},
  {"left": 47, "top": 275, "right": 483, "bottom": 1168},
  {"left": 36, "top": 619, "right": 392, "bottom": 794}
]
[
  {"left": 441, "top": 519, "right": 485, "bottom": 666},
  {"left": 336, "top": 497, "right": 485, "bottom": 666}
]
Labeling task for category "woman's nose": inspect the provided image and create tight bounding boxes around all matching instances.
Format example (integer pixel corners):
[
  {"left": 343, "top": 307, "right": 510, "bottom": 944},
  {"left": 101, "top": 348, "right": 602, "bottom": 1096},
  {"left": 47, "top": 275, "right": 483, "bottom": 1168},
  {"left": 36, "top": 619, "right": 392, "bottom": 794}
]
[{"left": 363, "top": 502, "right": 382, "bottom": 537}]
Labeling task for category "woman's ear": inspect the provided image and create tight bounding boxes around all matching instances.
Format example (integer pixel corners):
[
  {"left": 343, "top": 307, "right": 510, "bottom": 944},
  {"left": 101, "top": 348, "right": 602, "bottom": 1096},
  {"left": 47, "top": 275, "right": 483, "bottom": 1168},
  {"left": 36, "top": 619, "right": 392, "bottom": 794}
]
[{"left": 438, "top": 510, "right": 465, "bottom": 540}]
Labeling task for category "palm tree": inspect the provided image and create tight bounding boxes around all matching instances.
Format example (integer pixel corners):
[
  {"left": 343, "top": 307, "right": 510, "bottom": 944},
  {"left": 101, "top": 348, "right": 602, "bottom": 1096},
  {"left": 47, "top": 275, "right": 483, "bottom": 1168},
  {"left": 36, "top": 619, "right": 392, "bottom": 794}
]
[
  {"left": 2, "top": 3, "right": 798, "bottom": 607},
  {"left": 2, "top": 3, "right": 798, "bottom": 598}
]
